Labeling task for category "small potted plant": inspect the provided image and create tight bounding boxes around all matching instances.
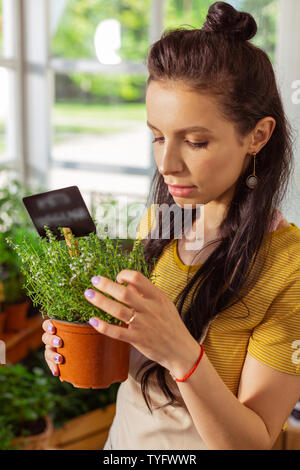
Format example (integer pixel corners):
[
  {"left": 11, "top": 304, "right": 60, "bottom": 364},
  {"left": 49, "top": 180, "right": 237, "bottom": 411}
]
[
  {"left": 0, "top": 363, "right": 56, "bottom": 450},
  {"left": 0, "top": 235, "right": 9, "bottom": 334},
  {"left": 0, "top": 231, "right": 31, "bottom": 333},
  {"left": 0, "top": 303, "right": 6, "bottom": 335},
  {"left": 0, "top": 261, "right": 8, "bottom": 335},
  {"left": 8, "top": 226, "right": 157, "bottom": 389},
  {"left": 2, "top": 272, "right": 30, "bottom": 332},
  {"left": 0, "top": 171, "right": 42, "bottom": 332}
]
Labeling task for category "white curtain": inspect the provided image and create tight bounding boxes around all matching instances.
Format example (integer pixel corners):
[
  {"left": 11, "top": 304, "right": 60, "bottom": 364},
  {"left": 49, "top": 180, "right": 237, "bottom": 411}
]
[{"left": 275, "top": 0, "right": 300, "bottom": 226}]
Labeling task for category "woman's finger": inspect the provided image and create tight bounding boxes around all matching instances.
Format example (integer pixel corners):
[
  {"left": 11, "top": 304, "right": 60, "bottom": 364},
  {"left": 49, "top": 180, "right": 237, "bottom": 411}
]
[
  {"left": 116, "top": 270, "right": 159, "bottom": 299},
  {"left": 88, "top": 316, "right": 133, "bottom": 342},
  {"left": 42, "top": 319, "right": 56, "bottom": 334},
  {"left": 45, "top": 346, "right": 64, "bottom": 365},
  {"left": 42, "top": 332, "right": 63, "bottom": 348},
  {"left": 119, "top": 281, "right": 144, "bottom": 298},
  {"left": 90, "top": 275, "right": 145, "bottom": 312},
  {"left": 44, "top": 345, "right": 61, "bottom": 376},
  {"left": 84, "top": 287, "right": 139, "bottom": 325}
]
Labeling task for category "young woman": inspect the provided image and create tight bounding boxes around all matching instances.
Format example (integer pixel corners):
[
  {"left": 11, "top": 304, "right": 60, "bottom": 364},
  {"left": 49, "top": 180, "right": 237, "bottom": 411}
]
[{"left": 42, "top": 2, "right": 300, "bottom": 450}]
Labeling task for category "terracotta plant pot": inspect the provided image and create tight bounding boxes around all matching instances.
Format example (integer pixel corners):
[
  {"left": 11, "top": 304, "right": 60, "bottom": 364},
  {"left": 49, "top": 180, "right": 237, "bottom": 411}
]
[
  {"left": 4, "top": 299, "right": 30, "bottom": 333},
  {"left": 11, "top": 415, "right": 53, "bottom": 450},
  {"left": 51, "top": 318, "right": 130, "bottom": 389},
  {"left": 0, "top": 311, "right": 7, "bottom": 335}
]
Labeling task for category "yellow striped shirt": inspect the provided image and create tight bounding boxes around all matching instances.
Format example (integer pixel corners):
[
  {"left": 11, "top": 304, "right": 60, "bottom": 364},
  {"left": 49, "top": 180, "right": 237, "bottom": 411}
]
[{"left": 135, "top": 204, "right": 300, "bottom": 397}]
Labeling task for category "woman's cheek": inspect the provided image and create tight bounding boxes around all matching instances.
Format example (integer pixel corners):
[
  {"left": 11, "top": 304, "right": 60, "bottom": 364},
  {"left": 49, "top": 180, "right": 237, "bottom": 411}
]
[
  {"left": 198, "top": 153, "right": 236, "bottom": 191},
  {"left": 195, "top": 155, "right": 219, "bottom": 182}
]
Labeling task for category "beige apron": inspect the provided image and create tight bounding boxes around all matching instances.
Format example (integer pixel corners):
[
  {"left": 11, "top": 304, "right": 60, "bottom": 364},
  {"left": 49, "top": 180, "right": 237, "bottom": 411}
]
[{"left": 103, "top": 321, "right": 213, "bottom": 450}]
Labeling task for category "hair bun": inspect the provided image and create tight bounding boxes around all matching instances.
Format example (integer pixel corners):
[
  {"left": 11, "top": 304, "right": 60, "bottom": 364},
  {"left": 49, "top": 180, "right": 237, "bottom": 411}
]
[{"left": 202, "top": 1, "right": 257, "bottom": 42}]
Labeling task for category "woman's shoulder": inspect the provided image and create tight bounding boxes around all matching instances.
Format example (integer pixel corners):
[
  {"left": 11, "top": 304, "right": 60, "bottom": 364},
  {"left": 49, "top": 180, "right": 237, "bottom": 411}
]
[
  {"left": 257, "top": 219, "right": 300, "bottom": 291},
  {"left": 275, "top": 218, "right": 291, "bottom": 230}
]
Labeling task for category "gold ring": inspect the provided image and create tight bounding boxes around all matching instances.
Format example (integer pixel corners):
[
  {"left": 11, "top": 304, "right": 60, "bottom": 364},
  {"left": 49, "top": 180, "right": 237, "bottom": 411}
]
[{"left": 125, "top": 308, "right": 136, "bottom": 325}]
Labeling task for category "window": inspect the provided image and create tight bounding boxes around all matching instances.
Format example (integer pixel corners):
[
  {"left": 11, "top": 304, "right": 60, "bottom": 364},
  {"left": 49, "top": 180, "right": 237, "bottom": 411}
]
[
  {"left": 165, "top": 0, "right": 278, "bottom": 63},
  {"left": 0, "top": 0, "right": 299, "bottom": 227},
  {"left": 0, "top": 0, "right": 18, "bottom": 166},
  {"left": 0, "top": 67, "right": 9, "bottom": 160},
  {"left": 49, "top": 0, "right": 154, "bottom": 209}
]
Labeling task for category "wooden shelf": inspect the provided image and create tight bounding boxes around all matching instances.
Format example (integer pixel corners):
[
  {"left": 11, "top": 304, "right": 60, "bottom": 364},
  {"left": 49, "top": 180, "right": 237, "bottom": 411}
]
[
  {"left": 0, "top": 315, "right": 44, "bottom": 364},
  {"left": 49, "top": 403, "right": 116, "bottom": 450}
]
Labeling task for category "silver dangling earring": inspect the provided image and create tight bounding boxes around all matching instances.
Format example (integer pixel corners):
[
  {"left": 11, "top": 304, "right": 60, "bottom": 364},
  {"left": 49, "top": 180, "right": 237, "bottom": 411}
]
[{"left": 246, "top": 152, "right": 258, "bottom": 189}]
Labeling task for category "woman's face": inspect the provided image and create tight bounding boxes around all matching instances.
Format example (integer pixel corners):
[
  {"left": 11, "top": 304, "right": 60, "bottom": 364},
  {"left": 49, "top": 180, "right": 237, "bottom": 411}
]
[{"left": 146, "top": 80, "right": 252, "bottom": 209}]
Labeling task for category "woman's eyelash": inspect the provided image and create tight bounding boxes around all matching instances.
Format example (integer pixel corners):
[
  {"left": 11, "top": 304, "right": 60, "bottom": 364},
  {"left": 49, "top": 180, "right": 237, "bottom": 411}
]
[{"left": 151, "top": 137, "right": 208, "bottom": 149}]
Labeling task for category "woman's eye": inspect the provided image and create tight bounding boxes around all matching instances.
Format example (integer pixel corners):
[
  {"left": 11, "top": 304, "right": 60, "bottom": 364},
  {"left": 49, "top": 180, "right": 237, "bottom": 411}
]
[
  {"left": 187, "top": 141, "right": 208, "bottom": 149},
  {"left": 151, "top": 137, "right": 208, "bottom": 149}
]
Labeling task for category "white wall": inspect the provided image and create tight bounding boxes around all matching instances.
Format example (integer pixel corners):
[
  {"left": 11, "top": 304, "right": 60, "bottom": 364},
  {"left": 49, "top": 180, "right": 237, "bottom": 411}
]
[{"left": 275, "top": 0, "right": 300, "bottom": 226}]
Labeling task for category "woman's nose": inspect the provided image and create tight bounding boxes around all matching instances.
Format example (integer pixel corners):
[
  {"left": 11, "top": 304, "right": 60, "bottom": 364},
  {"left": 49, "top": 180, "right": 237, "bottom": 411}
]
[{"left": 157, "top": 141, "right": 184, "bottom": 175}]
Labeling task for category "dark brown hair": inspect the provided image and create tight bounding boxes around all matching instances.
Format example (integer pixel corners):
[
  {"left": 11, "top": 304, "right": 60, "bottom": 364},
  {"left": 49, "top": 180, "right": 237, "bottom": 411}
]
[{"left": 135, "top": 1, "right": 294, "bottom": 413}]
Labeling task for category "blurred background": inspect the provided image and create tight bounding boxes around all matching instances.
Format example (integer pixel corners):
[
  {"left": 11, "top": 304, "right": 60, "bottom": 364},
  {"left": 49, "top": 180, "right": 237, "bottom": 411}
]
[{"left": 0, "top": 0, "right": 299, "bottom": 451}]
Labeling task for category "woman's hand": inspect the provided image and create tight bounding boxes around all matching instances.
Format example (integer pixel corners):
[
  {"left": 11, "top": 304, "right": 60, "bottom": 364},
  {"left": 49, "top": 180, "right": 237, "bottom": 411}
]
[
  {"left": 42, "top": 319, "right": 64, "bottom": 376},
  {"left": 84, "top": 270, "right": 200, "bottom": 373}
]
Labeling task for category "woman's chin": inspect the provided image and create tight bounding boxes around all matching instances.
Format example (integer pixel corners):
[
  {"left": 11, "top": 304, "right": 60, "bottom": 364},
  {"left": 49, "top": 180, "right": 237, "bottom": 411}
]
[{"left": 171, "top": 193, "right": 208, "bottom": 208}]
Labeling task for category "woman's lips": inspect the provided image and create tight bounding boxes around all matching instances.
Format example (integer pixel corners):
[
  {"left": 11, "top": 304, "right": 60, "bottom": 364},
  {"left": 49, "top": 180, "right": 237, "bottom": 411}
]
[{"left": 167, "top": 184, "right": 196, "bottom": 197}]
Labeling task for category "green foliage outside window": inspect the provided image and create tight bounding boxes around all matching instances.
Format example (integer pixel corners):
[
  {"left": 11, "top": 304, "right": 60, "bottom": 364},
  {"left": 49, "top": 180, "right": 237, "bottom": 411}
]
[{"left": 51, "top": 0, "right": 278, "bottom": 103}]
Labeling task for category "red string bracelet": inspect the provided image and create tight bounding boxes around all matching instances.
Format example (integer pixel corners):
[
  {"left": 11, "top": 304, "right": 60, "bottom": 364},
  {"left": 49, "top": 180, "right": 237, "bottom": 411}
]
[{"left": 169, "top": 344, "right": 204, "bottom": 382}]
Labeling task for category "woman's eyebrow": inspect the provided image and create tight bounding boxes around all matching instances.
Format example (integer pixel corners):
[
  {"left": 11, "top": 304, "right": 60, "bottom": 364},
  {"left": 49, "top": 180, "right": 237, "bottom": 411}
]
[{"left": 146, "top": 121, "right": 212, "bottom": 134}]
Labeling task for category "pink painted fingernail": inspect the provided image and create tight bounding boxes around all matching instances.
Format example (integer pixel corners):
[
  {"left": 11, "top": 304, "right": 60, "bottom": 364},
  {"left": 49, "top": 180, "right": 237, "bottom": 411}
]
[
  {"left": 85, "top": 289, "right": 95, "bottom": 299},
  {"left": 48, "top": 324, "right": 55, "bottom": 333},
  {"left": 91, "top": 276, "right": 101, "bottom": 286},
  {"left": 54, "top": 354, "right": 62, "bottom": 363},
  {"left": 53, "top": 337, "right": 61, "bottom": 347},
  {"left": 89, "top": 318, "right": 99, "bottom": 327}
]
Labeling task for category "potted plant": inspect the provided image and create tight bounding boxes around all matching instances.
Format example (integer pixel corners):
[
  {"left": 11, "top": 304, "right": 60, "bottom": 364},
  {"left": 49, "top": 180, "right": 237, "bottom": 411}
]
[
  {"left": 0, "top": 170, "right": 42, "bottom": 332},
  {"left": 2, "top": 273, "right": 30, "bottom": 332},
  {"left": 0, "top": 303, "right": 6, "bottom": 335},
  {"left": 0, "top": 363, "right": 56, "bottom": 450},
  {"left": 0, "top": 262, "right": 7, "bottom": 335},
  {"left": 0, "top": 230, "right": 31, "bottom": 333},
  {"left": 0, "top": 235, "right": 9, "bottom": 334},
  {"left": 22, "top": 348, "right": 119, "bottom": 449},
  {"left": 8, "top": 226, "right": 157, "bottom": 389}
]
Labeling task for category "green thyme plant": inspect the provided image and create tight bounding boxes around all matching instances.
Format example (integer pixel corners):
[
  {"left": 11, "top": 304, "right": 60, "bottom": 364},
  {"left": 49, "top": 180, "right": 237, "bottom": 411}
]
[
  {"left": 7, "top": 226, "right": 158, "bottom": 324},
  {"left": 0, "top": 364, "right": 58, "bottom": 443}
]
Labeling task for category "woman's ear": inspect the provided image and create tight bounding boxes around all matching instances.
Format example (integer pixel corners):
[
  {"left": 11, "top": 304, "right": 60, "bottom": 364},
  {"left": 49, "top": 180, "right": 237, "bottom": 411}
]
[{"left": 249, "top": 116, "right": 276, "bottom": 153}]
